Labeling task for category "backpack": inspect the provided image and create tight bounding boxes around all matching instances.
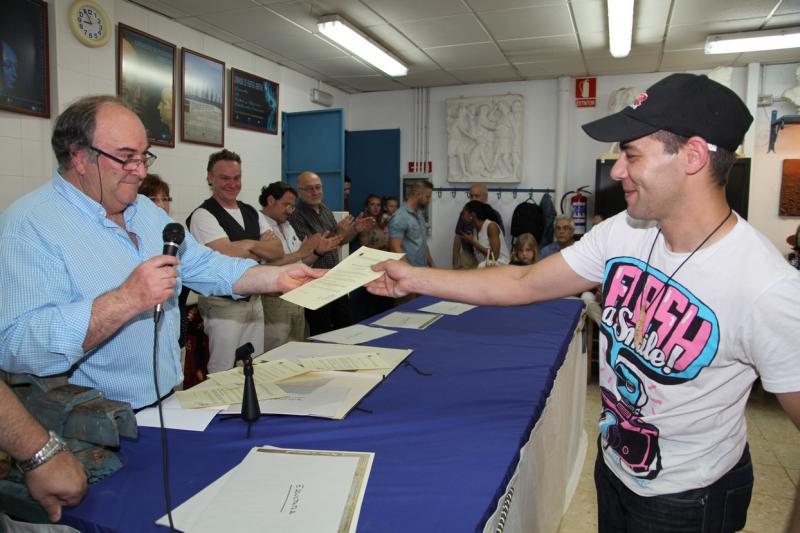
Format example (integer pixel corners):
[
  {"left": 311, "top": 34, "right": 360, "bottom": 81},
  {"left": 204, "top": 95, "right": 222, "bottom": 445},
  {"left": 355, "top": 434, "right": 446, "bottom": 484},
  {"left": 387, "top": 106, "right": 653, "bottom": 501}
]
[{"left": 510, "top": 199, "right": 545, "bottom": 242}]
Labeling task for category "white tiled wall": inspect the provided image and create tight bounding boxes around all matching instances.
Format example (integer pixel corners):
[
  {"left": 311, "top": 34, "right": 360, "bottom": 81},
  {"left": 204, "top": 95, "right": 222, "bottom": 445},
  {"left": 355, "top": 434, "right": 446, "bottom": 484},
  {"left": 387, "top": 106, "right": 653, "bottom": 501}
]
[{"left": 0, "top": 0, "right": 348, "bottom": 226}]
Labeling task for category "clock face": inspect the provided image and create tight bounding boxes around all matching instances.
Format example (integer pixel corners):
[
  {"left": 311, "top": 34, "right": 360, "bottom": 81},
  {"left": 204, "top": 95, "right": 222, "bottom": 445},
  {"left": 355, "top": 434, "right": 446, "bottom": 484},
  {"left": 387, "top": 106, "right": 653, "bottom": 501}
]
[{"left": 69, "top": 1, "right": 110, "bottom": 47}]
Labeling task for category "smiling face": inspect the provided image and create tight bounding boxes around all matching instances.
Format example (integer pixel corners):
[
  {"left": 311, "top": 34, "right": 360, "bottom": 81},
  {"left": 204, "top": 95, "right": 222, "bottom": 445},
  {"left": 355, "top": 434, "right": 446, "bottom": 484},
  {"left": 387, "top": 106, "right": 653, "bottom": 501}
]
[
  {"left": 612, "top": 134, "right": 683, "bottom": 221},
  {"left": 208, "top": 159, "right": 242, "bottom": 208}
]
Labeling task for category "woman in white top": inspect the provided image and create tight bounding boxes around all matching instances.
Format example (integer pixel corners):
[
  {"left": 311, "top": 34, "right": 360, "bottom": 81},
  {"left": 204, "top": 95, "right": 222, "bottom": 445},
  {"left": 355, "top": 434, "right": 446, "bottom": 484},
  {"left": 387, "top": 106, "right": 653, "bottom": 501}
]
[{"left": 459, "top": 200, "right": 509, "bottom": 266}]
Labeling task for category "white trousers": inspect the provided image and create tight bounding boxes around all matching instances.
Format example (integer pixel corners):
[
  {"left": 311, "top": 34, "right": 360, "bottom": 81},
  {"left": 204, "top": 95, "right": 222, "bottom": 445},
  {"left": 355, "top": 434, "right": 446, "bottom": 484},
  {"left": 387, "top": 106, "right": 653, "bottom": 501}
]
[{"left": 198, "top": 295, "right": 264, "bottom": 374}]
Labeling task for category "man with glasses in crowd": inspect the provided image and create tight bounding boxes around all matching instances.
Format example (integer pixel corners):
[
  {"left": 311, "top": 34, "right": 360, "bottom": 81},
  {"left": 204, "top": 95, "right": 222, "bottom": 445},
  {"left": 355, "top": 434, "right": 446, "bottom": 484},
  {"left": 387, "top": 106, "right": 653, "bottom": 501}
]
[
  {"left": 0, "top": 95, "right": 319, "bottom": 412},
  {"left": 289, "top": 171, "right": 374, "bottom": 334},
  {"left": 539, "top": 214, "right": 575, "bottom": 259}
]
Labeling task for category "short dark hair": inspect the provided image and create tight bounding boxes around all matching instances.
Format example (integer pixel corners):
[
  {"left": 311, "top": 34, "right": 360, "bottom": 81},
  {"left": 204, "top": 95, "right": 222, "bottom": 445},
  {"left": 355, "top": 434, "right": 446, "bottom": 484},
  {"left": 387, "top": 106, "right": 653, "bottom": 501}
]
[
  {"left": 408, "top": 180, "right": 433, "bottom": 198},
  {"left": 651, "top": 130, "right": 737, "bottom": 187},
  {"left": 207, "top": 149, "right": 241, "bottom": 172},
  {"left": 259, "top": 181, "right": 296, "bottom": 207},
  {"left": 51, "top": 95, "right": 128, "bottom": 172},
  {"left": 139, "top": 173, "right": 170, "bottom": 198}
]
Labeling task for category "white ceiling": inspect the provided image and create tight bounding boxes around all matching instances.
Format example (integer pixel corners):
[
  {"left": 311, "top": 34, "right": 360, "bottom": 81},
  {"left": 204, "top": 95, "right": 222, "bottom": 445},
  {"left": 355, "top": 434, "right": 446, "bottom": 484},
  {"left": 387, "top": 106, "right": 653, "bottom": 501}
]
[{"left": 130, "top": 0, "right": 800, "bottom": 93}]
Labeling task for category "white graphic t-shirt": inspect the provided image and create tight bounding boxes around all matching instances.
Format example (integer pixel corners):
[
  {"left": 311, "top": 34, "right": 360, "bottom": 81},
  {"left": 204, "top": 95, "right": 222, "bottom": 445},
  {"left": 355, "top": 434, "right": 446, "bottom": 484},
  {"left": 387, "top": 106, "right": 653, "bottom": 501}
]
[{"left": 562, "top": 212, "right": 800, "bottom": 496}]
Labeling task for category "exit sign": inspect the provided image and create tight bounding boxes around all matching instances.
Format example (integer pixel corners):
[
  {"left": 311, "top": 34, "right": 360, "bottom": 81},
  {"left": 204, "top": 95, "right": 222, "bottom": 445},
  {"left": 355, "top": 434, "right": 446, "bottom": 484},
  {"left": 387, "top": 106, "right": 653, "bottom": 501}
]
[{"left": 408, "top": 161, "right": 432, "bottom": 173}]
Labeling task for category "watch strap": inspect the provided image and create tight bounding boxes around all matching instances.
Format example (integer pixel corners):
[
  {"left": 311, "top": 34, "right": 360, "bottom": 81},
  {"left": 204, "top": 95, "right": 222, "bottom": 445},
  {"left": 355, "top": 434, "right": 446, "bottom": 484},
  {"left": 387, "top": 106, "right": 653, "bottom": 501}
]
[{"left": 16, "top": 431, "right": 68, "bottom": 473}]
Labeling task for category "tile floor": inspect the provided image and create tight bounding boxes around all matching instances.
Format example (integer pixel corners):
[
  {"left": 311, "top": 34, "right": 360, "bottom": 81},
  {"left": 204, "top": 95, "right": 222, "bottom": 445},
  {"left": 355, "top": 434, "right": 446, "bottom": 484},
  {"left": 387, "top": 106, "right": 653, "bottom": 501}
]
[{"left": 557, "top": 378, "right": 799, "bottom": 533}]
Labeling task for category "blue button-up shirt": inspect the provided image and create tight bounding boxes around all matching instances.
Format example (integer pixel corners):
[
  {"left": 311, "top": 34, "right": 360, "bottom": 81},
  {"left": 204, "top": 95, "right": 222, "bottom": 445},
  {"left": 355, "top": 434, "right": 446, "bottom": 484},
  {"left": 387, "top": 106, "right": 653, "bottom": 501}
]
[
  {"left": 389, "top": 204, "right": 429, "bottom": 267},
  {"left": 0, "top": 172, "right": 256, "bottom": 408}
]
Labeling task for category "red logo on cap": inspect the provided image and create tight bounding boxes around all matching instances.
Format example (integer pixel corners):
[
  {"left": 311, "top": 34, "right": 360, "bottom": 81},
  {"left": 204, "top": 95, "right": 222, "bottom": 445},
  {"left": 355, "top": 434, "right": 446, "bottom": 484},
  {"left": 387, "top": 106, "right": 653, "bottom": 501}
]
[{"left": 630, "top": 92, "right": 648, "bottom": 109}]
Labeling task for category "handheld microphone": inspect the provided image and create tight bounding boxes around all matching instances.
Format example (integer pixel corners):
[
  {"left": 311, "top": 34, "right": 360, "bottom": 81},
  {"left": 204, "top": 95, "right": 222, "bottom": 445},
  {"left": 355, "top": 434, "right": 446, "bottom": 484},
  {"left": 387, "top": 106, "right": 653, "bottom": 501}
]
[{"left": 154, "top": 223, "right": 185, "bottom": 323}]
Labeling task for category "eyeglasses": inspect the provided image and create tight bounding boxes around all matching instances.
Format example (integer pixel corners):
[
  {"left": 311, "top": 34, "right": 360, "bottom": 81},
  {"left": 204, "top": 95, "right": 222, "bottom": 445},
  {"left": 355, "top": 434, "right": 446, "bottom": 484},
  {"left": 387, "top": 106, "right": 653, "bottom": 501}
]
[
  {"left": 91, "top": 146, "right": 157, "bottom": 171},
  {"left": 150, "top": 196, "right": 173, "bottom": 203},
  {"left": 298, "top": 185, "right": 323, "bottom": 192}
]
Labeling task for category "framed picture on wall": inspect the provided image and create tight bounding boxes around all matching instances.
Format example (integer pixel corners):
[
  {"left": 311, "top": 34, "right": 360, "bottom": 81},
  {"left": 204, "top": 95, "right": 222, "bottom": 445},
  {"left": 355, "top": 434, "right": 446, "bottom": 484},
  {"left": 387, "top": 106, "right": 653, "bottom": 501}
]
[
  {"left": 229, "top": 67, "right": 279, "bottom": 135},
  {"left": 0, "top": 0, "right": 50, "bottom": 118},
  {"left": 117, "top": 23, "right": 175, "bottom": 147},
  {"left": 181, "top": 48, "right": 224, "bottom": 147}
]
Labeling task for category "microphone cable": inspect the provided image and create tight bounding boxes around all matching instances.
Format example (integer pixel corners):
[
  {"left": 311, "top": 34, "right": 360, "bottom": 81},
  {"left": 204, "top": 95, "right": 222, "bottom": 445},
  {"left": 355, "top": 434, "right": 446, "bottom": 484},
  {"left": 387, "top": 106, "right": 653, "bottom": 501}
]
[{"left": 153, "top": 312, "right": 176, "bottom": 532}]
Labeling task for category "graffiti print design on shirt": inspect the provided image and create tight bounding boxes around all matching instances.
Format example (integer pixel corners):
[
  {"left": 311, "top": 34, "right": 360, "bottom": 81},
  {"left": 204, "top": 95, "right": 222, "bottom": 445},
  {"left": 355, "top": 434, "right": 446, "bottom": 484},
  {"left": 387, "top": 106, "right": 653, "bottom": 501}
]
[{"left": 597, "top": 257, "right": 720, "bottom": 480}]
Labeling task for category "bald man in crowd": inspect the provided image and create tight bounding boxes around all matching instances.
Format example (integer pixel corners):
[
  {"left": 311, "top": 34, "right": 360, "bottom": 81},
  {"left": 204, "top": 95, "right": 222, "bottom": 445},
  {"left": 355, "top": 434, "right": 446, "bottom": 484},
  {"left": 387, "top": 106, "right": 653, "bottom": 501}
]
[
  {"left": 289, "top": 171, "right": 374, "bottom": 334},
  {"left": 452, "top": 183, "right": 505, "bottom": 269}
]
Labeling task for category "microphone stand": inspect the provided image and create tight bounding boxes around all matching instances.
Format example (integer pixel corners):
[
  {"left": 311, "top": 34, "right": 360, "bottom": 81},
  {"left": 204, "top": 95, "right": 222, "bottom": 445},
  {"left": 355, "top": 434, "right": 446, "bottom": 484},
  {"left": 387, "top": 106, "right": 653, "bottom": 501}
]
[{"left": 217, "top": 343, "right": 262, "bottom": 437}]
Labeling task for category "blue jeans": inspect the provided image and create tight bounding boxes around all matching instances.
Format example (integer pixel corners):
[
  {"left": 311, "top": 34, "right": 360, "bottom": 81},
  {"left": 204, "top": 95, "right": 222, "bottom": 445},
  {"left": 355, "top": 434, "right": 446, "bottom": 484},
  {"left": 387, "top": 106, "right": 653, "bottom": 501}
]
[{"left": 594, "top": 440, "right": 753, "bottom": 533}]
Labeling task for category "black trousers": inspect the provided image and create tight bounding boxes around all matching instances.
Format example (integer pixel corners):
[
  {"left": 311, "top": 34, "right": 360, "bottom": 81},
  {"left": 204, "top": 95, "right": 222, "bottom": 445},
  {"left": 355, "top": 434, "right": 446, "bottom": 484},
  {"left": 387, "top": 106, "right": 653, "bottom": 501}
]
[{"left": 305, "top": 294, "right": 353, "bottom": 336}]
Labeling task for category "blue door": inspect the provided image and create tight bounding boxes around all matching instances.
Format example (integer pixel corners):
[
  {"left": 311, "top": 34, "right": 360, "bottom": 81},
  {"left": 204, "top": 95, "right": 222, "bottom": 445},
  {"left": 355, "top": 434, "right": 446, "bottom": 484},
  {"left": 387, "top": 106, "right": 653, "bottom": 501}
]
[
  {"left": 345, "top": 129, "right": 400, "bottom": 218},
  {"left": 282, "top": 108, "right": 345, "bottom": 210}
]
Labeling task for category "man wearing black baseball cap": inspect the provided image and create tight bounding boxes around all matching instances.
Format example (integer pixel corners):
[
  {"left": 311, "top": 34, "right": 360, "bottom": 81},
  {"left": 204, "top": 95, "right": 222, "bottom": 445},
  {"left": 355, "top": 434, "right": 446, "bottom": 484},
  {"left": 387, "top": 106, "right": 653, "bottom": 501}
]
[{"left": 366, "top": 73, "right": 800, "bottom": 532}]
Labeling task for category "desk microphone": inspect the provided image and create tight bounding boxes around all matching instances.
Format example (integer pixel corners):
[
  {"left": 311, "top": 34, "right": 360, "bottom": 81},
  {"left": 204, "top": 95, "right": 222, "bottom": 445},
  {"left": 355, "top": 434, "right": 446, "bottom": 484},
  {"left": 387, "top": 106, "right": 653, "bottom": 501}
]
[{"left": 154, "top": 223, "right": 184, "bottom": 323}]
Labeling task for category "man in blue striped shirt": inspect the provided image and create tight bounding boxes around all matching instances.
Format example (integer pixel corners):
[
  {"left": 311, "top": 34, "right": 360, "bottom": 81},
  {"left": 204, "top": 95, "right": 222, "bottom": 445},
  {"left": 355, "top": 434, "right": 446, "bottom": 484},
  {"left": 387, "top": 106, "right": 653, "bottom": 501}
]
[{"left": 0, "top": 95, "right": 319, "bottom": 409}]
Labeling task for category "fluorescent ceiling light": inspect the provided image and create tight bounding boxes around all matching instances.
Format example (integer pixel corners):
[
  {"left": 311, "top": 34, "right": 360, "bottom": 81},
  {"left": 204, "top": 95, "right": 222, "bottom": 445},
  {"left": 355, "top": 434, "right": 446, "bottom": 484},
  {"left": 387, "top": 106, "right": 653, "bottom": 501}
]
[
  {"left": 705, "top": 27, "right": 800, "bottom": 54},
  {"left": 318, "top": 15, "right": 408, "bottom": 77},
  {"left": 608, "top": 0, "right": 634, "bottom": 58}
]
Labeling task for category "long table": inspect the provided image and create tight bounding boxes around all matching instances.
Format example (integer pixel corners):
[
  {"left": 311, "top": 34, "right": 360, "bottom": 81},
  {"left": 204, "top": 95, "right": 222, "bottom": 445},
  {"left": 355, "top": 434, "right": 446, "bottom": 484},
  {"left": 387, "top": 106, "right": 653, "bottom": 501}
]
[{"left": 61, "top": 296, "right": 586, "bottom": 533}]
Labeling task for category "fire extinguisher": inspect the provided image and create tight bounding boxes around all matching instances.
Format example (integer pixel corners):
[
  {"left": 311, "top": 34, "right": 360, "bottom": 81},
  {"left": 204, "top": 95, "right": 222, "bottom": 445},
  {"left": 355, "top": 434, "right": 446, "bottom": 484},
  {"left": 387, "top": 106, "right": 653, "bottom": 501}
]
[{"left": 560, "top": 186, "right": 591, "bottom": 235}]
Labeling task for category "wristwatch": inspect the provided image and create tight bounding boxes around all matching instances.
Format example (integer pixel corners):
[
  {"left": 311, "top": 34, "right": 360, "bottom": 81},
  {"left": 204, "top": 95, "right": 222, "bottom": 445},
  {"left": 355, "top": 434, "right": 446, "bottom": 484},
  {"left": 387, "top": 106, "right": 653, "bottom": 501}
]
[{"left": 16, "top": 431, "right": 69, "bottom": 473}]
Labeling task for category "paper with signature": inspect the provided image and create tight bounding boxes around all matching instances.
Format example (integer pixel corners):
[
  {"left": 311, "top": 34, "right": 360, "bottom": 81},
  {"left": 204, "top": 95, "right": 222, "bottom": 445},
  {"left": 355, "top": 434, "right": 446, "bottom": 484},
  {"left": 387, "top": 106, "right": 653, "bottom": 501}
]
[
  {"left": 281, "top": 247, "right": 404, "bottom": 310},
  {"left": 157, "top": 446, "right": 374, "bottom": 533}
]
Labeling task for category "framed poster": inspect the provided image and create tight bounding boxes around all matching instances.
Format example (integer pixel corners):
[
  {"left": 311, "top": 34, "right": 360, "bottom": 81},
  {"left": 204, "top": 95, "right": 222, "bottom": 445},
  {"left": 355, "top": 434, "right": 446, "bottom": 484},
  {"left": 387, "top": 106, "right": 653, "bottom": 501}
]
[
  {"left": 181, "top": 48, "right": 224, "bottom": 147},
  {"left": 229, "top": 67, "right": 279, "bottom": 135},
  {"left": 117, "top": 23, "right": 175, "bottom": 147},
  {"left": 0, "top": 0, "right": 50, "bottom": 117}
]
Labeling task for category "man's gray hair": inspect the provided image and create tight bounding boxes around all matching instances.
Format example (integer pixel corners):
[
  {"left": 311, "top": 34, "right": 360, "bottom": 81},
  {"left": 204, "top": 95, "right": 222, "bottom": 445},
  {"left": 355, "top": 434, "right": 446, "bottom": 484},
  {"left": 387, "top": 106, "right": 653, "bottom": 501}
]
[
  {"left": 51, "top": 95, "right": 129, "bottom": 173},
  {"left": 555, "top": 214, "right": 575, "bottom": 229}
]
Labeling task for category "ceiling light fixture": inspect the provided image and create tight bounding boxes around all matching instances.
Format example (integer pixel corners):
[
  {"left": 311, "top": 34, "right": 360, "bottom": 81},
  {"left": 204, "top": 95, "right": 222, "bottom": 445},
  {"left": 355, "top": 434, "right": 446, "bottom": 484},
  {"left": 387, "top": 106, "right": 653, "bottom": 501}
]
[
  {"left": 317, "top": 15, "right": 408, "bottom": 77},
  {"left": 607, "top": 0, "right": 634, "bottom": 58},
  {"left": 705, "top": 27, "right": 800, "bottom": 54}
]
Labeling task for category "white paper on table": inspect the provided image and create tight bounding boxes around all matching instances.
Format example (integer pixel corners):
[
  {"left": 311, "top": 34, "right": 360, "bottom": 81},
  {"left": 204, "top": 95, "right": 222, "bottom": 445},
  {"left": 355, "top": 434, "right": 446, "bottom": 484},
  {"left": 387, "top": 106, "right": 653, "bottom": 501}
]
[
  {"left": 207, "top": 359, "right": 308, "bottom": 387},
  {"left": 309, "top": 324, "right": 397, "bottom": 344},
  {"left": 252, "top": 342, "right": 413, "bottom": 419},
  {"left": 135, "top": 406, "right": 220, "bottom": 432},
  {"left": 300, "top": 353, "right": 389, "bottom": 371},
  {"left": 371, "top": 311, "right": 442, "bottom": 330},
  {"left": 280, "top": 247, "right": 404, "bottom": 310},
  {"left": 175, "top": 382, "right": 287, "bottom": 409},
  {"left": 219, "top": 377, "right": 349, "bottom": 418},
  {"left": 417, "top": 300, "right": 477, "bottom": 316},
  {"left": 157, "top": 446, "right": 374, "bottom": 533}
]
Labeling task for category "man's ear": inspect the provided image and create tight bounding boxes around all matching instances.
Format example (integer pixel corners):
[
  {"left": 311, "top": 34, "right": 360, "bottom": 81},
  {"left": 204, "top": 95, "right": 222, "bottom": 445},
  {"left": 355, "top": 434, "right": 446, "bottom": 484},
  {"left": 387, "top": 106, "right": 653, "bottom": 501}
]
[
  {"left": 69, "top": 144, "right": 89, "bottom": 175},
  {"left": 683, "top": 136, "right": 711, "bottom": 176}
]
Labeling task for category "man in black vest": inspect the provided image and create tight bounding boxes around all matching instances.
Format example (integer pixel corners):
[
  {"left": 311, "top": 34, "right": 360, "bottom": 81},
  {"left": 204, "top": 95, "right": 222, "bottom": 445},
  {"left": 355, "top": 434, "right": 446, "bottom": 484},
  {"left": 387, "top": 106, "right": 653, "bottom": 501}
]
[{"left": 188, "top": 149, "right": 283, "bottom": 372}]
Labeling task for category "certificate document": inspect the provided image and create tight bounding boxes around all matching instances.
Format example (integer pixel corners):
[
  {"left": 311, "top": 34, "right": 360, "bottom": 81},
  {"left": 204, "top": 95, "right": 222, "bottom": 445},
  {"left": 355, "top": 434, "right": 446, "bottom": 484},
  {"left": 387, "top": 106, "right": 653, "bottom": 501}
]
[
  {"left": 281, "top": 247, "right": 404, "bottom": 310},
  {"left": 157, "top": 447, "right": 374, "bottom": 533}
]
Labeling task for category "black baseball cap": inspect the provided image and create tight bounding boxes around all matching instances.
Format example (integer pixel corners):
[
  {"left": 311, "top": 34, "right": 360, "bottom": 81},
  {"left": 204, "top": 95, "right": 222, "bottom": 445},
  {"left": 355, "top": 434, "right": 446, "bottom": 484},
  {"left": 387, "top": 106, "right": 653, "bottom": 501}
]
[{"left": 582, "top": 73, "right": 753, "bottom": 152}]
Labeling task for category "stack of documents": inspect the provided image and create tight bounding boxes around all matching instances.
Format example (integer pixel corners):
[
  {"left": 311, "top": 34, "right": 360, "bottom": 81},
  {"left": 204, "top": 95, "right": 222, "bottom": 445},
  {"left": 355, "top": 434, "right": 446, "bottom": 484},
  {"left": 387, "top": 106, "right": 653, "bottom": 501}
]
[{"left": 157, "top": 446, "right": 374, "bottom": 533}]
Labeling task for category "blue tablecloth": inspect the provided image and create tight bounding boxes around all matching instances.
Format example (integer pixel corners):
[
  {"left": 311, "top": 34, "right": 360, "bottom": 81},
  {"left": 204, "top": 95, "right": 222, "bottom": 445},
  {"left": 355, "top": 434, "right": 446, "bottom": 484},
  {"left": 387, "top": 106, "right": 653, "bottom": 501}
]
[{"left": 62, "top": 296, "right": 584, "bottom": 533}]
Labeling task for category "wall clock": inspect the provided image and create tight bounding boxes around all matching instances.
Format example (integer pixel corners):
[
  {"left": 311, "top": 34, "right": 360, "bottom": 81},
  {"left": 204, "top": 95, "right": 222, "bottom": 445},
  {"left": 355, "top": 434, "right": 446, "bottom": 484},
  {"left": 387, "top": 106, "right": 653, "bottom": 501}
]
[{"left": 69, "top": 0, "right": 111, "bottom": 48}]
